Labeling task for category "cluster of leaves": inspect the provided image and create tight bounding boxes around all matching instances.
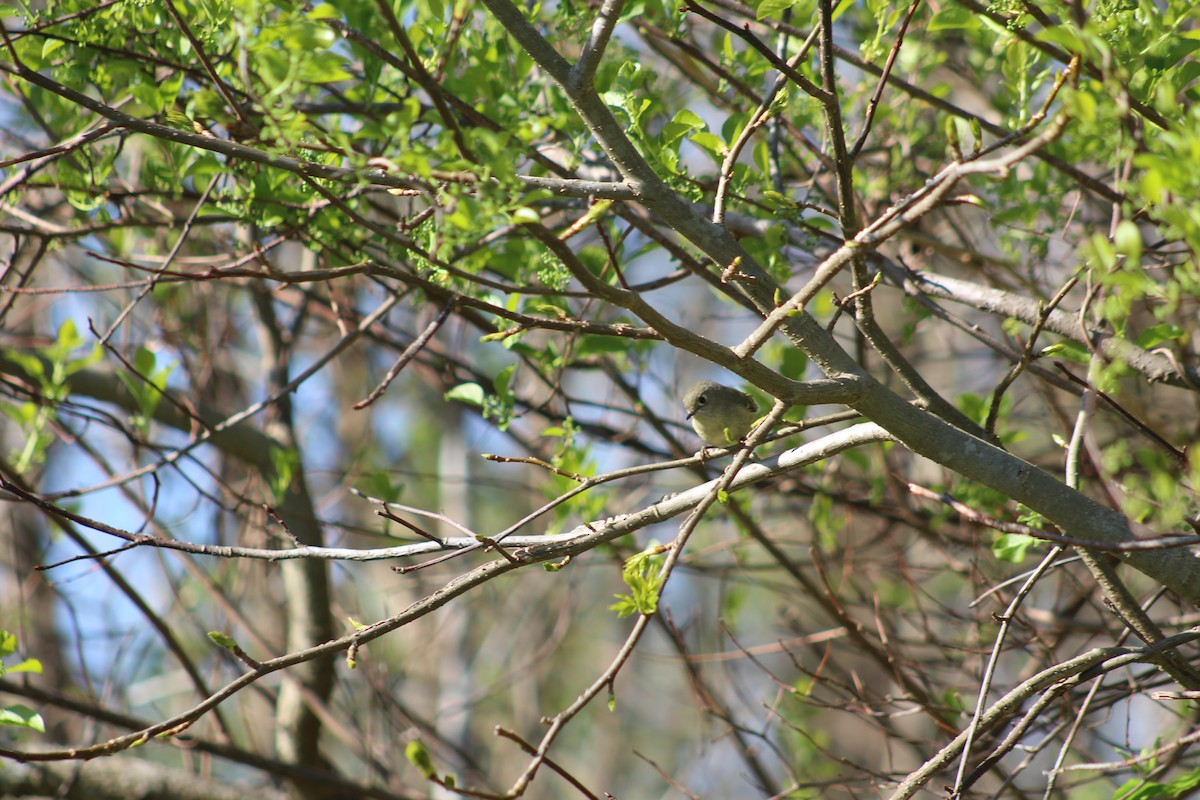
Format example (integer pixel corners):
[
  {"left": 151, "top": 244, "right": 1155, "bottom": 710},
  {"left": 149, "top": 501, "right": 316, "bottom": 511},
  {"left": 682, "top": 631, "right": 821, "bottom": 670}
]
[
  {"left": 1, "top": 321, "right": 100, "bottom": 471},
  {"left": 0, "top": 631, "right": 43, "bottom": 733}
]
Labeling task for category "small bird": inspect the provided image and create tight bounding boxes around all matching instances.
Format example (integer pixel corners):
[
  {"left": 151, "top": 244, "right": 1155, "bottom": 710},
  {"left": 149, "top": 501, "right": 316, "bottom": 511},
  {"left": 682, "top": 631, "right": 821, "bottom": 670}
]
[{"left": 683, "top": 381, "right": 759, "bottom": 447}]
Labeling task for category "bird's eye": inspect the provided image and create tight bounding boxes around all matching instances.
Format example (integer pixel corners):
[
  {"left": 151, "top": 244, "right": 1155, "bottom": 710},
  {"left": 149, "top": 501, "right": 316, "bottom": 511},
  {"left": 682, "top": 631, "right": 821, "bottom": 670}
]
[{"left": 698, "top": 395, "right": 707, "bottom": 404}]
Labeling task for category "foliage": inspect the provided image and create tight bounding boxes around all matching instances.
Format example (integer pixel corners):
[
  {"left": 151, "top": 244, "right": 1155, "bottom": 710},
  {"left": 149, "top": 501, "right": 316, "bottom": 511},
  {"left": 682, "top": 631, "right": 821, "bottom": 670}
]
[
  {"left": 0, "top": 631, "right": 44, "bottom": 733},
  {"left": 0, "top": 0, "right": 1198, "bottom": 799}
]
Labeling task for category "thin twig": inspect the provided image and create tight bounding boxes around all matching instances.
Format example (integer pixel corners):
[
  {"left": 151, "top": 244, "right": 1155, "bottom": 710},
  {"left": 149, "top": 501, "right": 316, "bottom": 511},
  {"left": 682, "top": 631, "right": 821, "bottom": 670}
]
[
  {"left": 950, "top": 545, "right": 1063, "bottom": 797},
  {"left": 1054, "top": 361, "right": 1188, "bottom": 464},
  {"left": 848, "top": 0, "right": 922, "bottom": 158},
  {"left": 681, "top": 3, "right": 831, "bottom": 102},
  {"left": 354, "top": 300, "right": 455, "bottom": 409}
]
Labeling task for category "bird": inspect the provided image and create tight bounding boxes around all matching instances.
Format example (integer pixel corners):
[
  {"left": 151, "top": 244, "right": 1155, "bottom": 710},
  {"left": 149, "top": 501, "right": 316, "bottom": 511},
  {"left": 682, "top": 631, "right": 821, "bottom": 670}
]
[{"left": 682, "top": 381, "right": 759, "bottom": 447}]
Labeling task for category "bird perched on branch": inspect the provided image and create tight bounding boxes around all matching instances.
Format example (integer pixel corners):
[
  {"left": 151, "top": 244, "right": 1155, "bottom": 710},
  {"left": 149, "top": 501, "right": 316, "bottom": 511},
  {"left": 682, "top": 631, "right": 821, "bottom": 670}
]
[{"left": 683, "top": 381, "right": 759, "bottom": 447}]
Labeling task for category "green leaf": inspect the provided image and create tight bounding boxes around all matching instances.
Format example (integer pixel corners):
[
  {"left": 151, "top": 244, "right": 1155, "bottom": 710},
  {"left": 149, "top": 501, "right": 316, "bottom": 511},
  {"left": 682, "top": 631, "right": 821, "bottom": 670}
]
[
  {"left": 576, "top": 335, "right": 638, "bottom": 356},
  {"left": 0, "top": 704, "right": 44, "bottom": 732},
  {"left": 0, "top": 632, "right": 43, "bottom": 731},
  {"left": 955, "top": 392, "right": 986, "bottom": 425},
  {"left": 609, "top": 545, "right": 666, "bottom": 617},
  {"left": 1113, "top": 220, "right": 1142, "bottom": 266},
  {"left": 755, "top": 0, "right": 800, "bottom": 19},
  {"left": 0, "top": 630, "right": 16, "bottom": 659},
  {"left": 661, "top": 110, "right": 704, "bottom": 148},
  {"left": 274, "top": 20, "right": 336, "bottom": 51},
  {"left": 133, "top": 346, "right": 157, "bottom": 377},
  {"left": 41, "top": 38, "right": 65, "bottom": 60},
  {"left": 493, "top": 364, "right": 516, "bottom": 401},
  {"left": 207, "top": 631, "right": 240, "bottom": 651},
  {"left": 992, "top": 533, "right": 1035, "bottom": 564},
  {"left": 3, "top": 657, "right": 42, "bottom": 675},
  {"left": 303, "top": 52, "right": 353, "bottom": 84},
  {"left": 160, "top": 71, "right": 185, "bottom": 111},
  {"left": 1112, "top": 771, "right": 1200, "bottom": 800},
  {"left": 1036, "top": 25, "right": 1085, "bottom": 54},
  {"left": 689, "top": 131, "right": 728, "bottom": 159},
  {"left": 49, "top": 318, "right": 84, "bottom": 360},
  {"left": 308, "top": 3, "right": 340, "bottom": 20},
  {"left": 928, "top": 8, "right": 979, "bottom": 31},
  {"left": 509, "top": 206, "right": 541, "bottom": 224},
  {"left": 405, "top": 739, "right": 437, "bottom": 779},
  {"left": 1038, "top": 340, "right": 1090, "bottom": 363},
  {"left": 1135, "top": 323, "right": 1184, "bottom": 349},
  {"left": 445, "top": 383, "right": 485, "bottom": 406},
  {"left": 1144, "top": 34, "right": 1200, "bottom": 71},
  {"left": 779, "top": 347, "right": 808, "bottom": 381},
  {"left": 269, "top": 447, "right": 298, "bottom": 501}
]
